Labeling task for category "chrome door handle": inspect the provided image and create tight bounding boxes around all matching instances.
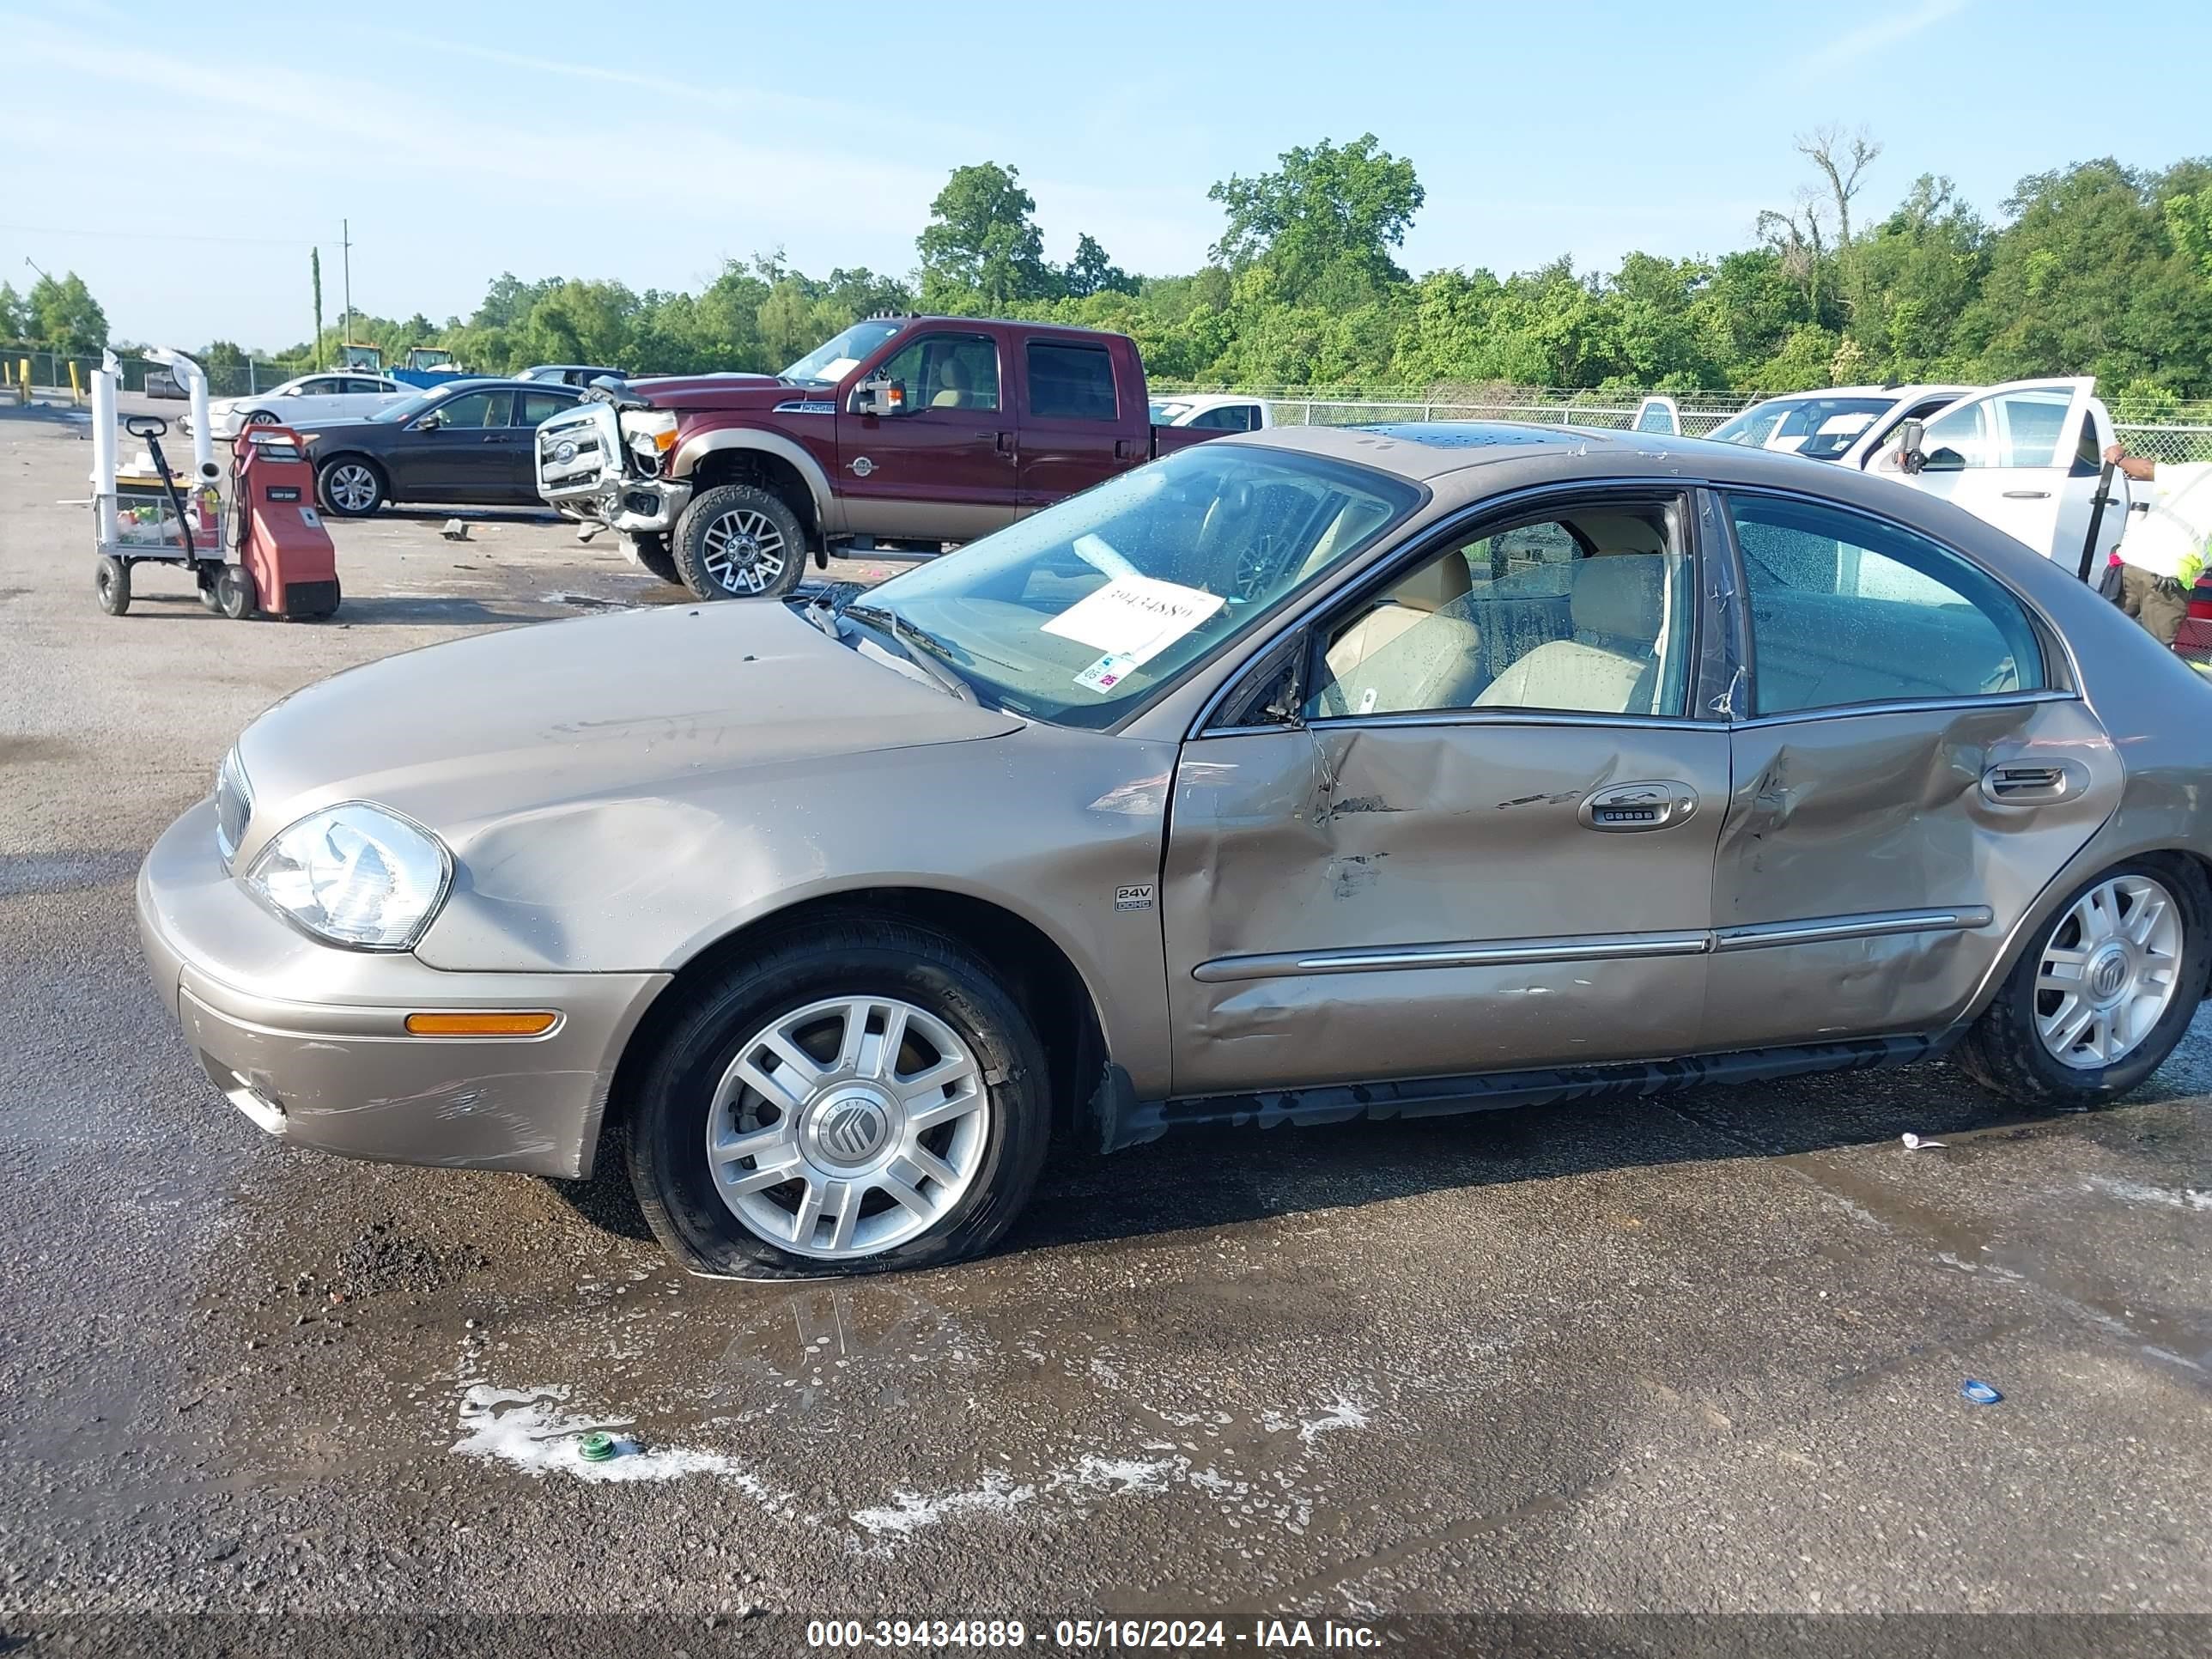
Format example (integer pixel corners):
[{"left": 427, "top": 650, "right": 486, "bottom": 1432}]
[
  {"left": 1981, "top": 760, "right": 2085, "bottom": 805},
  {"left": 1579, "top": 781, "right": 1698, "bottom": 831},
  {"left": 2001, "top": 489, "right": 2051, "bottom": 500}
]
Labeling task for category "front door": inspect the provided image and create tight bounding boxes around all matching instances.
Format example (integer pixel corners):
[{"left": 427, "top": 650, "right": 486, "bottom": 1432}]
[
  {"left": 1160, "top": 489, "right": 1729, "bottom": 1097},
  {"left": 837, "top": 329, "right": 1017, "bottom": 543},
  {"left": 387, "top": 387, "right": 514, "bottom": 502},
  {"left": 1901, "top": 378, "right": 2117, "bottom": 567},
  {"left": 1702, "top": 489, "right": 2124, "bottom": 1052}
]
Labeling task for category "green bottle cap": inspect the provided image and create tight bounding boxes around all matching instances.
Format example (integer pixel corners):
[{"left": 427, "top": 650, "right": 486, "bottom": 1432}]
[{"left": 577, "top": 1431, "right": 617, "bottom": 1462}]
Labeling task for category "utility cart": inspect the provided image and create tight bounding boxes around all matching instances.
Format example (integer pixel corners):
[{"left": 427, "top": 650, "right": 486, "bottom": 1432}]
[{"left": 89, "top": 350, "right": 234, "bottom": 616}]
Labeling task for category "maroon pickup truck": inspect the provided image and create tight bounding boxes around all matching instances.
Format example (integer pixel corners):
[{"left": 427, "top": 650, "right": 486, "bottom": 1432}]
[{"left": 536, "top": 314, "right": 1222, "bottom": 599}]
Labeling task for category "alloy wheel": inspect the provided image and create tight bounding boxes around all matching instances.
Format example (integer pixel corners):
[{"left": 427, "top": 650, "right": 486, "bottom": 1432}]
[
  {"left": 2034, "top": 873, "right": 2185, "bottom": 1069},
  {"left": 698, "top": 507, "right": 787, "bottom": 596},
  {"left": 704, "top": 995, "right": 989, "bottom": 1260},
  {"left": 325, "top": 464, "right": 378, "bottom": 513}
]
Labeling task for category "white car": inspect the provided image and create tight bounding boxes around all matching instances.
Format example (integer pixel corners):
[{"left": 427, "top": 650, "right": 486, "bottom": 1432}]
[
  {"left": 1711, "top": 380, "right": 2134, "bottom": 573},
  {"left": 185, "top": 373, "right": 411, "bottom": 441},
  {"left": 1148, "top": 392, "right": 1272, "bottom": 433},
  {"left": 1705, "top": 384, "right": 1972, "bottom": 467}
]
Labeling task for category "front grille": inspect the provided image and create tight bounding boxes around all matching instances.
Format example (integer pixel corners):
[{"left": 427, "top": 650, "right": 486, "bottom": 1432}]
[
  {"left": 537, "top": 406, "right": 621, "bottom": 493},
  {"left": 214, "top": 748, "right": 253, "bottom": 867}
]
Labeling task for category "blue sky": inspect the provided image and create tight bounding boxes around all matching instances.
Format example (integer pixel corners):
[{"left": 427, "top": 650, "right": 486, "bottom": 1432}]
[{"left": 5, "top": 0, "right": 2209, "bottom": 351}]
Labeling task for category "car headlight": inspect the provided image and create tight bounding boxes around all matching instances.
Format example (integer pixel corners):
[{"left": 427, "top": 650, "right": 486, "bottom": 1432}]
[
  {"left": 246, "top": 802, "right": 452, "bottom": 951},
  {"left": 621, "top": 410, "right": 678, "bottom": 459}
]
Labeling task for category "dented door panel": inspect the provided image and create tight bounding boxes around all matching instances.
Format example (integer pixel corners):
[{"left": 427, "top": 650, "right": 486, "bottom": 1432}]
[
  {"left": 1706, "top": 697, "right": 2121, "bottom": 1048},
  {"left": 1161, "top": 720, "right": 1729, "bottom": 1095}
]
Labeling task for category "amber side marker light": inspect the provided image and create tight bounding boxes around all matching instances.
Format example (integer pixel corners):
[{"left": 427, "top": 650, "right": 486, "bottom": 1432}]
[{"left": 404, "top": 1012, "right": 559, "bottom": 1037}]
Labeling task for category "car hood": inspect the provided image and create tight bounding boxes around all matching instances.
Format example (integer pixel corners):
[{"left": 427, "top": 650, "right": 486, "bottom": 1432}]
[
  {"left": 232, "top": 601, "right": 1020, "bottom": 851},
  {"left": 622, "top": 375, "right": 806, "bottom": 413}
]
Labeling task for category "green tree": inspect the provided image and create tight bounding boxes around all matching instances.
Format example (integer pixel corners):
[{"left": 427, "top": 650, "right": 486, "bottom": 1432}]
[
  {"left": 918, "top": 162, "right": 1058, "bottom": 310},
  {"left": 1208, "top": 134, "right": 1424, "bottom": 307},
  {"left": 310, "top": 249, "right": 324, "bottom": 369},
  {"left": 28, "top": 271, "right": 108, "bottom": 352},
  {"left": 1062, "top": 234, "right": 1137, "bottom": 299},
  {"left": 0, "top": 282, "right": 25, "bottom": 340}
]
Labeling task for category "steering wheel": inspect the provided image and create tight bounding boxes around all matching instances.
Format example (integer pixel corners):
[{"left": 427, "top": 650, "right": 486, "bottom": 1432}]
[{"left": 125, "top": 414, "right": 169, "bottom": 438}]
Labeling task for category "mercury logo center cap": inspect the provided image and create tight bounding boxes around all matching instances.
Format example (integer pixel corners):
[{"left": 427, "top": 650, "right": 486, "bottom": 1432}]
[{"left": 810, "top": 1089, "right": 892, "bottom": 1165}]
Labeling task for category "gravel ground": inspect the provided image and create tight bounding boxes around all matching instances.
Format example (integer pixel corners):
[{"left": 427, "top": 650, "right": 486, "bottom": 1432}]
[{"left": 2, "top": 397, "right": 2208, "bottom": 1656}]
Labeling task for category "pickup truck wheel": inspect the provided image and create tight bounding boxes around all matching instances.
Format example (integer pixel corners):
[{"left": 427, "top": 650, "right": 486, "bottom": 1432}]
[
  {"left": 623, "top": 916, "right": 1052, "bottom": 1278},
  {"left": 626, "top": 532, "right": 683, "bottom": 586},
  {"left": 673, "top": 484, "right": 805, "bottom": 601}
]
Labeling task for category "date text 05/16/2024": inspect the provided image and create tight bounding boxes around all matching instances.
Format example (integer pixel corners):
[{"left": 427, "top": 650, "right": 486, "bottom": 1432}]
[{"left": 805, "top": 1618, "right": 1382, "bottom": 1650}]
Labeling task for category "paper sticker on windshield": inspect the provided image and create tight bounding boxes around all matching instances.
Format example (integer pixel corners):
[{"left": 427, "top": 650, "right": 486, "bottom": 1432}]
[
  {"left": 1074, "top": 652, "right": 1139, "bottom": 693},
  {"left": 1045, "top": 573, "right": 1224, "bottom": 668}
]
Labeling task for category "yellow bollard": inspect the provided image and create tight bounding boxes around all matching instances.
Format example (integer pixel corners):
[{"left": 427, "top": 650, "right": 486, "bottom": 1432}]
[
  {"left": 68, "top": 361, "right": 83, "bottom": 405},
  {"left": 15, "top": 359, "right": 26, "bottom": 407}
]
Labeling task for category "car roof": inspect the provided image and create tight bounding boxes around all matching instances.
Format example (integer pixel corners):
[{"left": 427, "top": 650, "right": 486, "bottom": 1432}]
[{"left": 1217, "top": 419, "right": 1923, "bottom": 509}]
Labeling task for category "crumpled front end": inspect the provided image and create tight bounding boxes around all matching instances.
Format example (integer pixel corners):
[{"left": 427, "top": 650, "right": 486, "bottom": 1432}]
[{"left": 535, "top": 400, "right": 692, "bottom": 535}]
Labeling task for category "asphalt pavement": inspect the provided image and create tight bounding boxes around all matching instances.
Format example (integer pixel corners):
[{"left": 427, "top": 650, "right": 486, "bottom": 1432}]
[{"left": 2, "top": 398, "right": 2209, "bottom": 1656}]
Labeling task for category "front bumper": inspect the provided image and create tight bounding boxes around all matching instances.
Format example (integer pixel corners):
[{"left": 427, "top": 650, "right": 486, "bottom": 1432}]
[
  {"left": 535, "top": 406, "right": 692, "bottom": 534},
  {"left": 137, "top": 800, "right": 668, "bottom": 1179}
]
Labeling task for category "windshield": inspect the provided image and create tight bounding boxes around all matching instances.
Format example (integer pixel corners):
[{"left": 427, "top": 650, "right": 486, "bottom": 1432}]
[
  {"left": 854, "top": 444, "right": 1421, "bottom": 729},
  {"left": 780, "top": 320, "right": 903, "bottom": 387},
  {"left": 368, "top": 392, "right": 443, "bottom": 423},
  {"left": 1706, "top": 396, "right": 1893, "bottom": 461}
]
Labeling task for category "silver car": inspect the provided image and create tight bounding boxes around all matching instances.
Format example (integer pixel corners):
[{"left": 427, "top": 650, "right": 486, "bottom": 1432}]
[{"left": 137, "top": 424, "right": 2212, "bottom": 1277}]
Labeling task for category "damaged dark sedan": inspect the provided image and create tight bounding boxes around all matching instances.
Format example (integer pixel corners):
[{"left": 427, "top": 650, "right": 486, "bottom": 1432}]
[{"left": 139, "top": 422, "right": 2212, "bottom": 1276}]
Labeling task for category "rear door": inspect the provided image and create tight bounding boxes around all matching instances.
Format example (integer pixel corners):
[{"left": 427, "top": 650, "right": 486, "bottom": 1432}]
[
  {"left": 1900, "top": 379, "right": 2110, "bottom": 563},
  {"left": 1016, "top": 337, "right": 1135, "bottom": 511},
  {"left": 1162, "top": 486, "right": 1730, "bottom": 1097},
  {"left": 1704, "top": 488, "right": 2123, "bottom": 1053},
  {"left": 837, "top": 327, "right": 1017, "bottom": 542}
]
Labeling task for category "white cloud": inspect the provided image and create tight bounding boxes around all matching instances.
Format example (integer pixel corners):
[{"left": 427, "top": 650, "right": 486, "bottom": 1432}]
[{"left": 1794, "top": 0, "right": 1972, "bottom": 76}]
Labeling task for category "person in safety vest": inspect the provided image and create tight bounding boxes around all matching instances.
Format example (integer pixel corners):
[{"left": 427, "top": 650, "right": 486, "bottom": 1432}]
[{"left": 2102, "top": 444, "right": 2212, "bottom": 649}]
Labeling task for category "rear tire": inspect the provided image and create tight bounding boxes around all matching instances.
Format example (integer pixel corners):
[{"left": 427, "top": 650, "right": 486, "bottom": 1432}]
[
  {"left": 672, "top": 483, "right": 806, "bottom": 601},
  {"left": 214, "top": 564, "right": 257, "bottom": 621},
  {"left": 1956, "top": 856, "right": 2211, "bottom": 1107},
  {"left": 94, "top": 556, "right": 131, "bottom": 616},
  {"left": 623, "top": 915, "right": 1051, "bottom": 1278}
]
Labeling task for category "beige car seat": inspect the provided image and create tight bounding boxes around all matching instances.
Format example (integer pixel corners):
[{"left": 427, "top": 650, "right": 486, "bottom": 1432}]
[
  {"left": 1321, "top": 554, "right": 1484, "bottom": 714},
  {"left": 1475, "top": 554, "right": 1666, "bottom": 714},
  {"left": 930, "top": 351, "right": 976, "bottom": 410}
]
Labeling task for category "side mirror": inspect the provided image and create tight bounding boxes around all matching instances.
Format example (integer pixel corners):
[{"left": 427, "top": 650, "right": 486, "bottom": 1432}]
[
  {"left": 414, "top": 412, "right": 443, "bottom": 431},
  {"left": 1894, "top": 418, "right": 1926, "bottom": 474},
  {"left": 849, "top": 375, "right": 908, "bottom": 418}
]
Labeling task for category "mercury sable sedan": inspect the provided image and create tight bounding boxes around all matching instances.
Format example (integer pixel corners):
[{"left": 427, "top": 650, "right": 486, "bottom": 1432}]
[{"left": 138, "top": 423, "right": 2212, "bottom": 1277}]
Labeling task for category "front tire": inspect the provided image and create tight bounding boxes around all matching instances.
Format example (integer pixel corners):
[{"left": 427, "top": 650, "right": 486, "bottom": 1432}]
[
  {"left": 672, "top": 483, "right": 805, "bottom": 601},
  {"left": 95, "top": 556, "right": 131, "bottom": 616},
  {"left": 623, "top": 916, "right": 1051, "bottom": 1278},
  {"left": 1957, "top": 857, "right": 2211, "bottom": 1107},
  {"left": 317, "top": 457, "right": 386, "bottom": 517}
]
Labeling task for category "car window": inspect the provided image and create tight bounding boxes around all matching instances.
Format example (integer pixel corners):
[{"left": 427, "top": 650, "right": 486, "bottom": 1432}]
[
  {"left": 1729, "top": 495, "right": 2045, "bottom": 716},
  {"left": 1919, "top": 386, "right": 2072, "bottom": 471},
  {"left": 1307, "top": 503, "right": 1692, "bottom": 720},
  {"left": 1192, "top": 404, "right": 1256, "bottom": 431},
  {"left": 874, "top": 332, "right": 1000, "bottom": 414},
  {"left": 515, "top": 390, "right": 575, "bottom": 426},
  {"left": 340, "top": 377, "right": 386, "bottom": 394},
  {"left": 428, "top": 391, "right": 511, "bottom": 429},
  {"left": 860, "top": 444, "right": 1419, "bottom": 730},
  {"left": 1026, "top": 342, "right": 1118, "bottom": 422}
]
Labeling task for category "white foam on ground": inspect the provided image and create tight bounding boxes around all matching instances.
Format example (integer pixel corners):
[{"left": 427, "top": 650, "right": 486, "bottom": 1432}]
[
  {"left": 851, "top": 1470, "right": 1036, "bottom": 1537},
  {"left": 2081, "top": 1176, "right": 2212, "bottom": 1212},
  {"left": 451, "top": 1382, "right": 767, "bottom": 1486}
]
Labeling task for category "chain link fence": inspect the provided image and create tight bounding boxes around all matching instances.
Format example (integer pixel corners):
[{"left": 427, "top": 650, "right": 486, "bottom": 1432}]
[
  {"left": 1153, "top": 385, "right": 2212, "bottom": 463},
  {"left": 2, "top": 347, "right": 318, "bottom": 400}
]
